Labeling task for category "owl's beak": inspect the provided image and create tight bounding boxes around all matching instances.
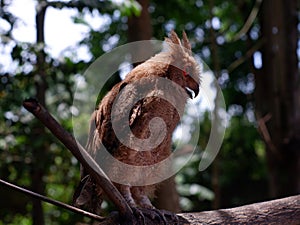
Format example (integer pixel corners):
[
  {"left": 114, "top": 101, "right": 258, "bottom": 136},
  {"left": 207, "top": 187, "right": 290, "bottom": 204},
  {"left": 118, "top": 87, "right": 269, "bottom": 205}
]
[{"left": 186, "top": 77, "right": 199, "bottom": 99}]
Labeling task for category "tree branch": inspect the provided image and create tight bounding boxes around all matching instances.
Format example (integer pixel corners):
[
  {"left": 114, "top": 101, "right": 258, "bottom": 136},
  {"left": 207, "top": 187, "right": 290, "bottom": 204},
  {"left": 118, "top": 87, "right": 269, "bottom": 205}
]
[
  {"left": 231, "top": 0, "right": 263, "bottom": 41},
  {"left": 98, "top": 195, "right": 299, "bottom": 225},
  {"left": 87, "top": 195, "right": 300, "bottom": 224},
  {"left": 0, "top": 179, "right": 105, "bottom": 222},
  {"left": 178, "top": 195, "right": 300, "bottom": 225},
  {"left": 256, "top": 113, "right": 281, "bottom": 160},
  {"left": 22, "top": 98, "right": 133, "bottom": 222},
  {"left": 227, "top": 38, "right": 264, "bottom": 73}
]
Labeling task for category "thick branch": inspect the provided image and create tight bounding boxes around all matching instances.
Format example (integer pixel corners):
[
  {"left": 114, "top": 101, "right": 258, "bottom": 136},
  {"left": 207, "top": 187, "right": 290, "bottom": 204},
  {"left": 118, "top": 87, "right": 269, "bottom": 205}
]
[
  {"left": 22, "top": 99, "right": 133, "bottom": 222},
  {"left": 177, "top": 195, "right": 300, "bottom": 225},
  {"left": 88, "top": 195, "right": 300, "bottom": 224}
]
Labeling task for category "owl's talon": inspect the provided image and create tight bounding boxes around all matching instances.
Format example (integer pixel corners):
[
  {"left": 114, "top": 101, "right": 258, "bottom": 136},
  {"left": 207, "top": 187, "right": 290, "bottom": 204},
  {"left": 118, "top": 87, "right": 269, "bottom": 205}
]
[
  {"left": 132, "top": 207, "right": 146, "bottom": 225},
  {"left": 158, "top": 209, "right": 179, "bottom": 224},
  {"left": 130, "top": 207, "right": 178, "bottom": 225},
  {"left": 153, "top": 208, "right": 178, "bottom": 225}
]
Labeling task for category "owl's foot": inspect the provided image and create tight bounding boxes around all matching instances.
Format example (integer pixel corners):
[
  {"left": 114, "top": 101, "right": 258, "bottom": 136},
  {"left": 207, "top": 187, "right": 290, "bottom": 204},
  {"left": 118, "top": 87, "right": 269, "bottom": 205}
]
[
  {"left": 132, "top": 207, "right": 147, "bottom": 224},
  {"left": 130, "top": 207, "right": 178, "bottom": 225},
  {"left": 154, "top": 208, "right": 178, "bottom": 224}
]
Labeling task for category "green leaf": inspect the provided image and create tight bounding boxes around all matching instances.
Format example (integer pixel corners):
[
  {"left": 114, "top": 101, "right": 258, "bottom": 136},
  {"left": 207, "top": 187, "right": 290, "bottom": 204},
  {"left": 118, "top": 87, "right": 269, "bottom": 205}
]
[{"left": 118, "top": 0, "right": 142, "bottom": 17}]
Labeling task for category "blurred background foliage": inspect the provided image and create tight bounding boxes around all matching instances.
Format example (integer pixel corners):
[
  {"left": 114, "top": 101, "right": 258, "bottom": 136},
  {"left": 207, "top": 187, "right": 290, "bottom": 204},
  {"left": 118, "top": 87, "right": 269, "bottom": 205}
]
[{"left": 0, "top": 0, "right": 299, "bottom": 224}]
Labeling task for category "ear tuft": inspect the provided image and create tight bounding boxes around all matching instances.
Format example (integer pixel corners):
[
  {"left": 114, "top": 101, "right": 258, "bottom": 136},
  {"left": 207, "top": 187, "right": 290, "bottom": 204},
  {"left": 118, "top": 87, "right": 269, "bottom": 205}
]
[
  {"left": 164, "top": 30, "right": 193, "bottom": 60},
  {"left": 182, "top": 31, "right": 192, "bottom": 55},
  {"left": 168, "top": 30, "right": 181, "bottom": 45}
]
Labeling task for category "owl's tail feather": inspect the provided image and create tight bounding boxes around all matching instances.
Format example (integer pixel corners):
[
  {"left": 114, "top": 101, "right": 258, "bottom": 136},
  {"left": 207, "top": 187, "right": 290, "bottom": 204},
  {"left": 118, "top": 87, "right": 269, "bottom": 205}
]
[{"left": 72, "top": 109, "right": 104, "bottom": 214}]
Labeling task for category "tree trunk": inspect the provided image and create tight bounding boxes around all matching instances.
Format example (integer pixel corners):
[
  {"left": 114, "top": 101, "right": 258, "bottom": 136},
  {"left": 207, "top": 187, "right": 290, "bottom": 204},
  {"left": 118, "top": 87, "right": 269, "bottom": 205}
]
[
  {"left": 255, "top": 0, "right": 300, "bottom": 197},
  {"left": 209, "top": 0, "right": 221, "bottom": 210},
  {"left": 127, "top": 0, "right": 152, "bottom": 42},
  {"left": 31, "top": 2, "right": 48, "bottom": 225},
  {"left": 127, "top": 0, "right": 154, "bottom": 65},
  {"left": 153, "top": 177, "right": 181, "bottom": 213}
]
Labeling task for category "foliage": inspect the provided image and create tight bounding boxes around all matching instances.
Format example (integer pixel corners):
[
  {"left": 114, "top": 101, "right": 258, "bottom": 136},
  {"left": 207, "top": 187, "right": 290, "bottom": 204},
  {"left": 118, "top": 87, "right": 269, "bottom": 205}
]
[{"left": 1, "top": 0, "right": 296, "bottom": 224}]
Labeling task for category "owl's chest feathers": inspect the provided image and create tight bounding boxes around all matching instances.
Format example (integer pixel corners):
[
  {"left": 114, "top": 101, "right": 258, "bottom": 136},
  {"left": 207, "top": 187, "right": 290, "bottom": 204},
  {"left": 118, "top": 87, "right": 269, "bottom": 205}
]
[
  {"left": 96, "top": 82, "right": 188, "bottom": 166},
  {"left": 113, "top": 95, "right": 186, "bottom": 166}
]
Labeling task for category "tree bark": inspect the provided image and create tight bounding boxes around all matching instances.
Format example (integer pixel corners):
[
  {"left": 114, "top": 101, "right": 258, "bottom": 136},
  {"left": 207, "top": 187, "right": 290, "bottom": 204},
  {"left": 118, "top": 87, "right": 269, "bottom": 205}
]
[
  {"left": 178, "top": 195, "right": 300, "bottom": 225},
  {"left": 127, "top": 0, "right": 152, "bottom": 42},
  {"left": 255, "top": 0, "right": 300, "bottom": 198},
  {"left": 95, "top": 195, "right": 300, "bottom": 225}
]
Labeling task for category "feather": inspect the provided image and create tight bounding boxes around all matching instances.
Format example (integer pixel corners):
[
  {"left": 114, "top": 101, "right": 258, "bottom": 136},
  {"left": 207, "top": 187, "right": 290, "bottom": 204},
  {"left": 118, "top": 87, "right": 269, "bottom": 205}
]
[{"left": 182, "top": 31, "right": 192, "bottom": 55}]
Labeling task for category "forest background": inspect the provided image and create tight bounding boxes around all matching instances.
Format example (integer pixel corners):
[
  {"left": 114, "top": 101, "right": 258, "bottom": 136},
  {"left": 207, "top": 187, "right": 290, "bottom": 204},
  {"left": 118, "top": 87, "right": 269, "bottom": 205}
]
[{"left": 0, "top": 0, "right": 299, "bottom": 224}]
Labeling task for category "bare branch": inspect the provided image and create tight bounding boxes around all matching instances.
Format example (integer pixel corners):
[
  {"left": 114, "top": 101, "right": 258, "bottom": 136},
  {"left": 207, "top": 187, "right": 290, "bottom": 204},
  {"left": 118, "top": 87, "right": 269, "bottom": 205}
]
[
  {"left": 0, "top": 179, "right": 105, "bottom": 222},
  {"left": 256, "top": 113, "right": 281, "bottom": 159},
  {"left": 232, "top": 0, "right": 263, "bottom": 41},
  {"left": 227, "top": 38, "right": 264, "bottom": 73},
  {"left": 22, "top": 98, "right": 133, "bottom": 222}
]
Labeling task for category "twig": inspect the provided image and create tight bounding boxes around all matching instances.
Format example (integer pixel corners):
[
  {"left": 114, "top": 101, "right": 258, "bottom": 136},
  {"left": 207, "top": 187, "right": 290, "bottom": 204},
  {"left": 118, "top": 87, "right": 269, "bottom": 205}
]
[
  {"left": 227, "top": 38, "right": 264, "bottom": 73},
  {"left": 22, "top": 98, "right": 133, "bottom": 221},
  {"left": 232, "top": 0, "right": 263, "bottom": 42},
  {"left": 0, "top": 179, "right": 105, "bottom": 221},
  {"left": 256, "top": 113, "right": 281, "bottom": 159}
]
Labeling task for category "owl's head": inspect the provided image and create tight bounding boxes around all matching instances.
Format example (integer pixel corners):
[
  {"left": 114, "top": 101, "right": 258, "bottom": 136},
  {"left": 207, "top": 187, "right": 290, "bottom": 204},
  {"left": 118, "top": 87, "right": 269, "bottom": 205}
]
[{"left": 164, "top": 31, "right": 200, "bottom": 99}]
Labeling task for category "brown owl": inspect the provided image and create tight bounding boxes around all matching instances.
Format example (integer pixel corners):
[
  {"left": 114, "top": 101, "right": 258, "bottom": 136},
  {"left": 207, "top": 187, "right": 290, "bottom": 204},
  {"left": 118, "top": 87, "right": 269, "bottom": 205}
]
[{"left": 74, "top": 31, "right": 200, "bottom": 223}]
